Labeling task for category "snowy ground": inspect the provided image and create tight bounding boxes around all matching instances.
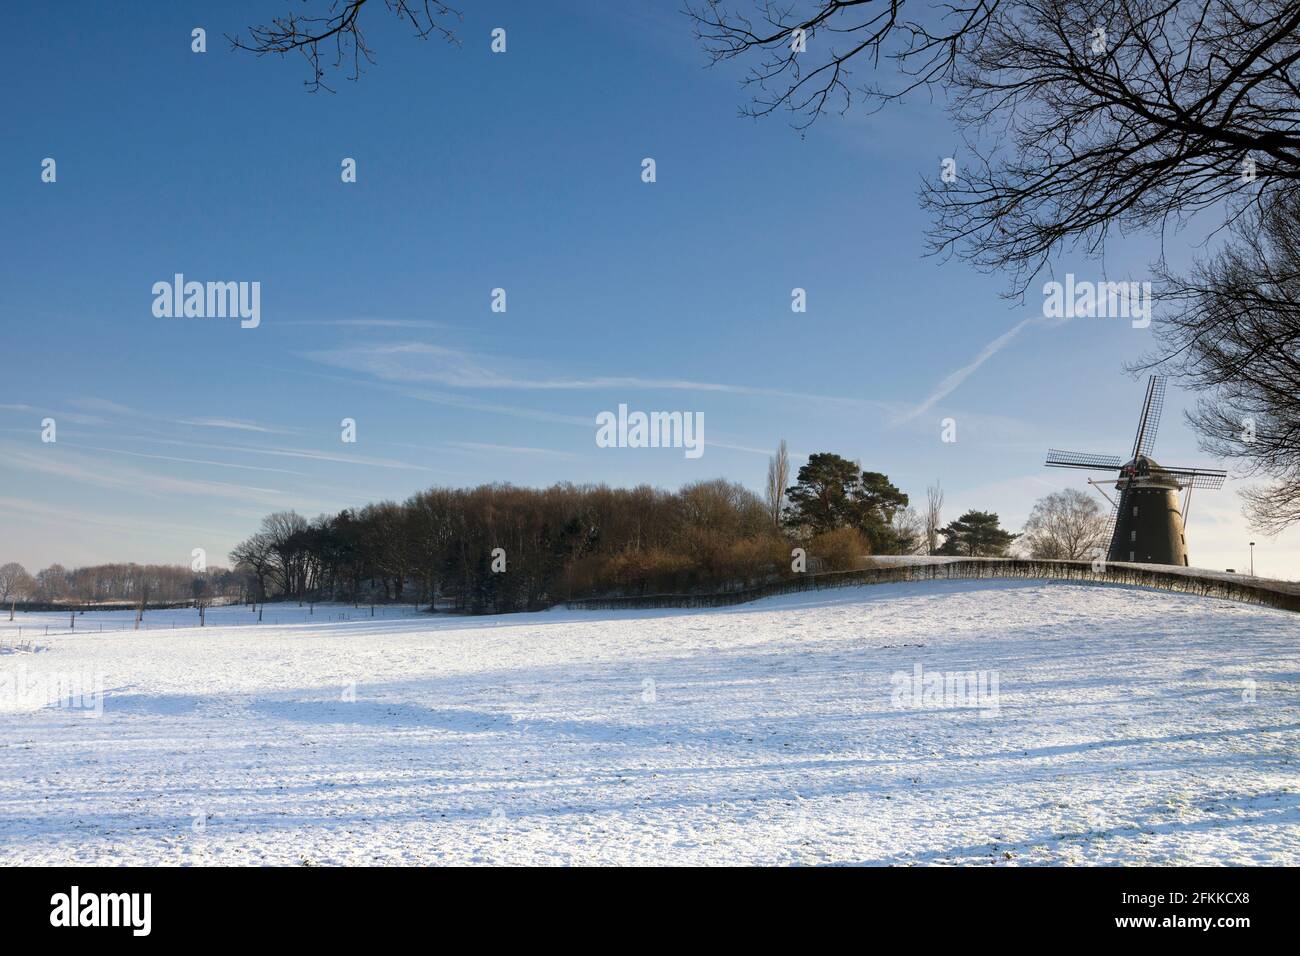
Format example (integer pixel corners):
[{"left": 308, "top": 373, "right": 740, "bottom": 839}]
[{"left": 1, "top": 579, "right": 1297, "bottom": 866}]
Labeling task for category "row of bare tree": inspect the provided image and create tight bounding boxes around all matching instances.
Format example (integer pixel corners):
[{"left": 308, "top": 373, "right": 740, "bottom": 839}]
[
  {"left": 218, "top": 448, "right": 1105, "bottom": 613},
  {"left": 0, "top": 481, "right": 1103, "bottom": 614},
  {"left": 230, "top": 480, "right": 798, "bottom": 612},
  {"left": 0, "top": 561, "right": 245, "bottom": 606},
  {"left": 226, "top": 450, "right": 955, "bottom": 612}
]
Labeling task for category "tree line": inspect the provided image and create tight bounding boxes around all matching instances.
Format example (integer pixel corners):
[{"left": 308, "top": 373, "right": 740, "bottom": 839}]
[
  {"left": 216, "top": 450, "right": 1104, "bottom": 614},
  {"left": 0, "top": 561, "right": 244, "bottom": 607},
  {"left": 0, "top": 453, "right": 1111, "bottom": 614}
]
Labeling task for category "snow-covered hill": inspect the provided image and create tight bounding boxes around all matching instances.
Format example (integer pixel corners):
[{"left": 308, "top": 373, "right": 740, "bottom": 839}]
[{"left": 1, "top": 579, "right": 1297, "bottom": 865}]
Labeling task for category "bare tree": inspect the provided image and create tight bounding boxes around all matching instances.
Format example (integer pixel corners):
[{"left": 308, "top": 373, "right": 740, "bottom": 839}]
[
  {"left": 192, "top": 577, "right": 211, "bottom": 627},
  {"left": 765, "top": 438, "right": 790, "bottom": 528},
  {"left": 689, "top": 0, "right": 1300, "bottom": 290},
  {"left": 688, "top": 0, "right": 972, "bottom": 127},
  {"left": 924, "top": 482, "right": 944, "bottom": 555},
  {"left": 34, "top": 564, "right": 68, "bottom": 601},
  {"left": 257, "top": 511, "right": 311, "bottom": 597},
  {"left": 0, "top": 562, "right": 31, "bottom": 605},
  {"left": 890, "top": 506, "right": 928, "bottom": 554},
  {"left": 230, "top": 0, "right": 462, "bottom": 92},
  {"left": 1020, "top": 489, "right": 1109, "bottom": 559},
  {"left": 231, "top": 532, "right": 276, "bottom": 602},
  {"left": 1134, "top": 190, "right": 1300, "bottom": 533},
  {"left": 134, "top": 579, "right": 150, "bottom": 631}
]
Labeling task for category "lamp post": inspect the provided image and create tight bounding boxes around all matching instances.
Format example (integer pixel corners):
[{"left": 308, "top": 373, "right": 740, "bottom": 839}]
[{"left": 1249, "top": 541, "right": 1255, "bottom": 576}]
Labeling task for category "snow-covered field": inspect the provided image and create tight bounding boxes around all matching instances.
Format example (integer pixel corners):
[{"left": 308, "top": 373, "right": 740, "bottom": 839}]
[{"left": 1, "top": 580, "right": 1297, "bottom": 866}]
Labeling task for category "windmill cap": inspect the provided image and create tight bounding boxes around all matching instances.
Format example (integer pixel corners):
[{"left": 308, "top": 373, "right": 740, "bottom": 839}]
[{"left": 1122, "top": 455, "right": 1182, "bottom": 487}]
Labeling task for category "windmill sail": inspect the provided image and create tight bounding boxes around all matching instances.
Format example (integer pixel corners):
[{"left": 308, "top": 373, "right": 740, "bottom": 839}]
[
  {"left": 1046, "top": 449, "right": 1124, "bottom": 470},
  {"left": 1147, "top": 465, "right": 1228, "bottom": 488},
  {"left": 1099, "top": 497, "right": 1119, "bottom": 563},
  {"left": 1131, "top": 376, "right": 1166, "bottom": 459}
]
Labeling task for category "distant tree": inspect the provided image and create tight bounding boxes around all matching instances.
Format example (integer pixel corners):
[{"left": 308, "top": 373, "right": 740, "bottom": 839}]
[
  {"left": 10, "top": 562, "right": 238, "bottom": 605},
  {"left": 230, "top": 532, "right": 276, "bottom": 602},
  {"left": 782, "top": 452, "right": 866, "bottom": 536},
  {"left": 938, "top": 510, "right": 1018, "bottom": 556},
  {"left": 224, "top": 473, "right": 882, "bottom": 611},
  {"left": 807, "top": 527, "right": 870, "bottom": 571},
  {"left": 134, "top": 579, "right": 150, "bottom": 631},
  {"left": 1020, "top": 489, "right": 1109, "bottom": 560},
  {"left": 258, "top": 511, "right": 311, "bottom": 597},
  {"left": 924, "top": 482, "right": 945, "bottom": 555},
  {"left": 191, "top": 577, "right": 211, "bottom": 626},
  {"left": 678, "top": 479, "right": 768, "bottom": 536},
  {"left": 1134, "top": 190, "right": 1300, "bottom": 534},
  {"left": 858, "top": 471, "right": 911, "bottom": 552},
  {"left": 889, "top": 507, "right": 927, "bottom": 555},
  {"left": 358, "top": 501, "right": 415, "bottom": 601},
  {"left": 782, "top": 453, "right": 909, "bottom": 549},
  {"left": 765, "top": 438, "right": 790, "bottom": 529},
  {"left": 405, "top": 492, "right": 453, "bottom": 609},
  {"left": 230, "top": 0, "right": 462, "bottom": 92},
  {"left": 34, "top": 564, "right": 69, "bottom": 601},
  {"left": 0, "top": 562, "right": 32, "bottom": 605}
]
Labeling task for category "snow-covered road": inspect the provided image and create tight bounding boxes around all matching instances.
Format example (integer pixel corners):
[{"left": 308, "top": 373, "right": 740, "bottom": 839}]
[{"left": 1, "top": 579, "right": 1297, "bottom": 865}]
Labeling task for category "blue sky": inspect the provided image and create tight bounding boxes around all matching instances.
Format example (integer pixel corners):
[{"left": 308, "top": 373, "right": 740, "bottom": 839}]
[{"left": 2, "top": 0, "right": 1295, "bottom": 578}]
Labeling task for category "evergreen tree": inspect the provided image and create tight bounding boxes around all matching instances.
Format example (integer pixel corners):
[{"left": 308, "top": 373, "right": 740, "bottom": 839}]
[
  {"left": 858, "top": 471, "right": 910, "bottom": 552},
  {"left": 782, "top": 453, "right": 863, "bottom": 536},
  {"left": 782, "top": 453, "right": 909, "bottom": 551},
  {"left": 937, "top": 510, "right": 1018, "bottom": 557}
]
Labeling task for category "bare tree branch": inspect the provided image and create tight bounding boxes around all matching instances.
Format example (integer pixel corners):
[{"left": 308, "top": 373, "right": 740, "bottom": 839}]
[
  {"left": 1131, "top": 189, "right": 1300, "bottom": 533},
  {"left": 688, "top": 1, "right": 1300, "bottom": 290},
  {"left": 229, "top": 0, "right": 461, "bottom": 92}
]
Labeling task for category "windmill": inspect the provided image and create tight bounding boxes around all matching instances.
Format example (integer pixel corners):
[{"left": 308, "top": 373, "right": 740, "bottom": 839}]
[{"left": 1045, "top": 376, "right": 1227, "bottom": 566}]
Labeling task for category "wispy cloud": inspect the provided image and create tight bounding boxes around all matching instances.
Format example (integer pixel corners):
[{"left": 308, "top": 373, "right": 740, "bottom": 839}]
[
  {"left": 63, "top": 396, "right": 297, "bottom": 436},
  {"left": 67, "top": 396, "right": 136, "bottom": 416},
  {"left": 708, "top": 440, "right": 790, "bottom": 457},
  {"left": 445, "top": 441, "right": 580, "bottom": 459},
  {"left": 70, "top": 443, "right": 310, "bottom": 476},
  {"left": 1, "top": 442, "right": 396, "bottom": 520},
  {"left": 113, "top": 434, "right": 440, "bottom": 472},
  {"left": 0, "top": 401, "right": 111, "bottom": 426},
  {"left": 175, "top": 417, "right": 296, "bottom": 435},
  {"left": 0, "top": 495, "right": 234, "bottom": 540},
  {"left": 278, "top": 318, "right": 456, "bottom": 330},
  {"left": 397, "top": 387, "right": 595, "bottom": 427},
  {"left": 302, "top": 342, "right": 891, "bottom": 409},
  {"left": 1, "top": 442, "right": 290, "bottom": 507}
]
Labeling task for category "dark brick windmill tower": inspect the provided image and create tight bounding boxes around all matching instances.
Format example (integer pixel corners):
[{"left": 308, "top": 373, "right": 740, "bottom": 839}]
[{"left": 1045, "top": 377, "right": 1227, "bottom": 566}]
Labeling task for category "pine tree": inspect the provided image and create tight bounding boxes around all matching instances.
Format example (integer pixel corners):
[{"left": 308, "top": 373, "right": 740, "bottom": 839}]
[
  {"left": 782, "top": 453, "right": 909, "bottom": 551},
  {"left": 937, "top": 510, "right": 1018, "bottom": 557}
]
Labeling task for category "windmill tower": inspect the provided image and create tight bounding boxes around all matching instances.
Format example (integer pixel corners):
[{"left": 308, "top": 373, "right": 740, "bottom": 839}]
[{"left": 1045, "top": 376, "right": 1227, "bottom": 566}]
